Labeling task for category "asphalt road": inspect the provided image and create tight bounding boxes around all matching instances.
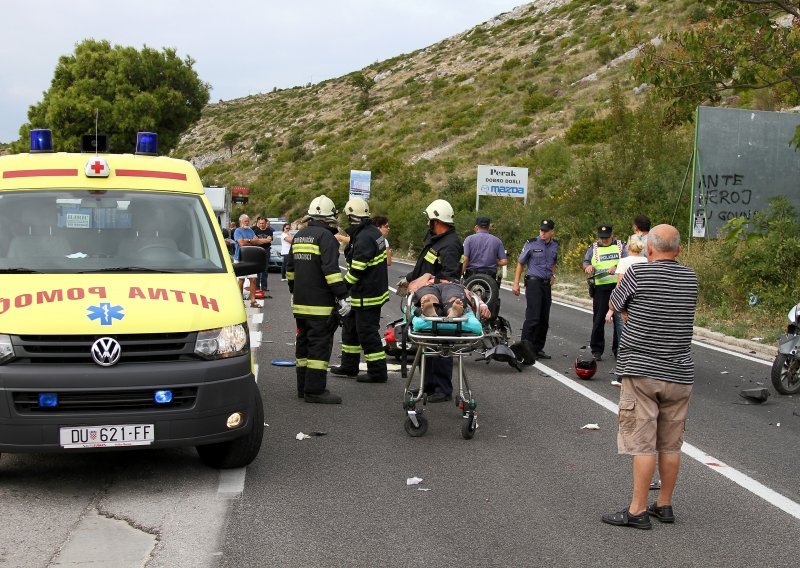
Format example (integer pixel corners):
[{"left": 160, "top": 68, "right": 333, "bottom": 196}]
[
  {"left": 223, "top": 260, "right": 799, "bottom": 567},
  {"left": 1, "top": 260, "right": 797, "bottom": 567}
]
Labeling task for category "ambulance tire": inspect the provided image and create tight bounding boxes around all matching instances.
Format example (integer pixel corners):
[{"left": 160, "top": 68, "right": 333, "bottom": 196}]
[
  {"left": 464, "top": 273, "right": 500, "bottom": 321},
  {"left": 196, "top": 384, "right": 264, "bottom": 469}
]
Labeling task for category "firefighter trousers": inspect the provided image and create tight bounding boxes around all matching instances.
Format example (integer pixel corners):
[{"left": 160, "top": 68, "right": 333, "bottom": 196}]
[
  {"left": 337, "top": 307, "right": 387, "bottom": 381},
  {"left": 295, "top": 315, "right": 337, "bottom": 395}
]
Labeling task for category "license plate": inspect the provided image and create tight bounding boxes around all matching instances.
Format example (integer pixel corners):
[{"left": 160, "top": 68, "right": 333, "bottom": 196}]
[{"left": 60, "top": 424, "right": 155, "bottom": 448}]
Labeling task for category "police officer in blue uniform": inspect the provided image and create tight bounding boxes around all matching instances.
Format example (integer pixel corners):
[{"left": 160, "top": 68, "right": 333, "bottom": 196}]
[{"left": 512, "top": 219, "right": 558, "bottom": 360}]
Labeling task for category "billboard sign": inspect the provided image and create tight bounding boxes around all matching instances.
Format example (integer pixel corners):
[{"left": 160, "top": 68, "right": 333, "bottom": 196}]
[
  {"left": 349, "top": 170, "right": 372, "bottom": 200},
  {"left": 692, "top": 106, "right": 800, "bottom": 237},
  {"left": 477, "top": 165, "right": 528, "bottom": 199}
]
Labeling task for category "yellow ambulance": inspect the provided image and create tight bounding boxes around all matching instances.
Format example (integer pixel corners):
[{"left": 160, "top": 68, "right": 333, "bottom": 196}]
[{"left": 0, "top": 130, "right": 266, "bottom": 468}]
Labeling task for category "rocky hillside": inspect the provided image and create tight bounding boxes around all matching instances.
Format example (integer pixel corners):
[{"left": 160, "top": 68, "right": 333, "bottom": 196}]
[{"left": 172, "top": 0, "right": 703, "bottom": 245}]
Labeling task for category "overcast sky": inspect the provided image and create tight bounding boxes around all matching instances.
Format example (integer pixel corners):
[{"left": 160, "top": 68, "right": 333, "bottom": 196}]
[{"left": 0, "top": 0, "right": 526, "bottom": 143}]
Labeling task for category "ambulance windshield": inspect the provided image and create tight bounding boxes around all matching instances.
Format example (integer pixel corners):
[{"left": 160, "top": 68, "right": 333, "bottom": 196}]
[{"left": 0, "top": 190, "right": 226, "bottom": 273}]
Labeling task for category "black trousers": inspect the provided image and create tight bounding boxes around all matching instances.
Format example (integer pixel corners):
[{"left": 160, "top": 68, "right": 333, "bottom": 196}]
[
  {"left": 591, "top": 283, "right": 619, "bottom": 356},
  {"left": 424, "top": 356, "right": 454, "bottom": 396},
  {"left": 338, "top": 307, "right": 387, "bottom": 380},
  {"left": 295, "top": 315, "right": 337, "bottom": 395},
  {"left": 521, "top": 278, "right": 552, "bottom": 353}
]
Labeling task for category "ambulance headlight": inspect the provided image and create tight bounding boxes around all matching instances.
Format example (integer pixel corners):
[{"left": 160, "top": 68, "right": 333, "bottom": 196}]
[
  {"left": 194, "top": 324, "right": 248, "bottom": 359},
  {"left": 0, "top": 335, "right": 15, "bottom": 364}
]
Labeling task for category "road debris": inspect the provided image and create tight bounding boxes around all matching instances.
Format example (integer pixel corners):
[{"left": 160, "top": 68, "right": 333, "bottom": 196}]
[
  {"left": 417, "top": 488, "right": 432, "bottom": 492},
  {"left": 406, "top": 477, "right": 423, "bottom": 486},
  {"left": 739, "top": 388, "right": 770, "bottom": 403},
  {"left": 581, "top": 423, "right": 600, "bottom": 430},
  {"left": 296, "top": 432, "right": 311, "bottom": 440}
]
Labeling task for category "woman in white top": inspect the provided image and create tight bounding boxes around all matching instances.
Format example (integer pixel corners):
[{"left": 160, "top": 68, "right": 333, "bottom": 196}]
[
  {"left": 605, "top": 239, "right": 647, "bottom": 385},
  {"left": 279, "top": 223, "right": 294, "bottom": 281}
]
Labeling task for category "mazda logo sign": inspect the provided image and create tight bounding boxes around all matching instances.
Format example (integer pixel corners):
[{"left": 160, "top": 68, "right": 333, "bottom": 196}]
[{"left": 91, "top": 337, "right": 121, "bottom": 367}]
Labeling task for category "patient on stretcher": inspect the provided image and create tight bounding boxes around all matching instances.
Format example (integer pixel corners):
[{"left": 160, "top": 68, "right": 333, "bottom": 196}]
[{"left": 407, "top": 274, "right": 490, "bottom": 334}]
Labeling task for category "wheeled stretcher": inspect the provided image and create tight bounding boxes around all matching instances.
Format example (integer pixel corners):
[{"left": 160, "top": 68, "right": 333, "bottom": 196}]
[{"left": 401, "top": 294, "right": 483, "bottom": 439}]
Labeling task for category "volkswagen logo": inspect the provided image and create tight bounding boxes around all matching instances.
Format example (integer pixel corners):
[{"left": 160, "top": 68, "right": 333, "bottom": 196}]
[{"left": 91, "top": 337, "right": 121, "bottom": 367}]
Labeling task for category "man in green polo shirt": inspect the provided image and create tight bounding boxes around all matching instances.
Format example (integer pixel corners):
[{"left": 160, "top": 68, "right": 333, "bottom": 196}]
[{"left": 582, "top": 224, "right": 627, "bottom": 361}]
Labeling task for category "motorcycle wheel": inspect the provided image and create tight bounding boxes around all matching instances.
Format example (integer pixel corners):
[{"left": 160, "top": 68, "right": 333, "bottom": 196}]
[
  {"left": 771, "top": 353, "right": 800, "bottom": 395},
  {"left": 464, "top": 273, "right": 500, "bottom": 322}
]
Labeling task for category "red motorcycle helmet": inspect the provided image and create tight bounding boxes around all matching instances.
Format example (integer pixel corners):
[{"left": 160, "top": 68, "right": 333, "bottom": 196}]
[{"left": 574, "top": 356, "right": 597, "bottom": 380}]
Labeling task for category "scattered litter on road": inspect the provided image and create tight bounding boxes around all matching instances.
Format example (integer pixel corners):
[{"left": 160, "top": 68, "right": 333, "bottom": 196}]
[
  {"left": 296, "top": 432, "right": 311, "bottom": 440},
  {"left": 498, "top": 435, "right": 508, "bottom": 438},
  {"left": 406, "top": 477, "right": 423, "bottom": 486},
  {"left": 777, "top": 423, "right": 781, "bottom": 427},
  {"left": 649, "top": 480, "right": 661, "bottom": 491},
  {"left": 263, "top": 340, "right": 274, "bottom": 344},
  {"left": 264, "top": 423, "right": 269, "bottom": 427},
  {"left": 417, "top": 488, "right": 432, "bottom": 492},
  {"left": 739, "top": 388, "right": 770, "bottom": 403},
  {"left": 751, "top": 337, "right": 764, "bottom": 341},
  {"left": 720, "top": 371, "right": 729, "bottom": 374},
  {"left": 581, "top": 423, "right": 600, "bottom": 430}
]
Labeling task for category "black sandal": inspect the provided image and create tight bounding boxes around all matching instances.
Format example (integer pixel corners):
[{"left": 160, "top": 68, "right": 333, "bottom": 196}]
[{"left": 601, "top": 508, "right": 652, "bottom": 529}]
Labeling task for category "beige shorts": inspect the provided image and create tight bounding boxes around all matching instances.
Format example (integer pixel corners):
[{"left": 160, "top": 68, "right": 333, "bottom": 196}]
[{"left": 617, "top": 376, "right": 692, "bottom": 456}]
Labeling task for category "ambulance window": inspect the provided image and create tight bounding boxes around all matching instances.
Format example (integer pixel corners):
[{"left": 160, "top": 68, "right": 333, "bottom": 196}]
[{"left": 0, "top": 190, "right": 226, "bottom": 273}]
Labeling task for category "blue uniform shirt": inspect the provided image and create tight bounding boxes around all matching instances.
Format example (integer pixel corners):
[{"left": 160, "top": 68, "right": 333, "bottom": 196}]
[
  {"left": 463, "top": 230, "right": 506, "bottom": 271},
  {"left": 518, "top": 236, "right": 558, "bottom": 279}
]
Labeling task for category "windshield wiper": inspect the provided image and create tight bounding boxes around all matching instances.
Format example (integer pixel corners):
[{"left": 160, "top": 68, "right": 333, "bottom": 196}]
[
  {"left": 77, "top": 267, "right": 177, "bottom": 274},
  {"left": 0, "top": 267, "right": 43, "bottom": 274}
]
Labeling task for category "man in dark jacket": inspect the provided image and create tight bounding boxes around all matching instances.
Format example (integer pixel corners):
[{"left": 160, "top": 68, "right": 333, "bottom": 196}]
[
  {"left": 330, "top": 197, "right": 390, "bottom": 383},
  {"left": 286, "top": 195, "right": 351, "bottom": 404},
  {"left": 402, "top": 198, "right": 464, "bottom": 402}
]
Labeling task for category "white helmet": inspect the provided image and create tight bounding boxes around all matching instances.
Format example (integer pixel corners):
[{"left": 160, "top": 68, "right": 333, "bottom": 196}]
[
  {"left": 344, "top": 197, "right": 370, "bottom": 219},
  {"left": 308, "top": 195, "right": 337, "bottom": 219},
  {"left": 425, "top": 199, "right": 454, "bottom": 225}
]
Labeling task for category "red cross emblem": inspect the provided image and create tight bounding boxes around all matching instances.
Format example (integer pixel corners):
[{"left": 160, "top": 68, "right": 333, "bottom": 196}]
[{"left": 85, "top": 157, "right": 110, "bottom": 177}]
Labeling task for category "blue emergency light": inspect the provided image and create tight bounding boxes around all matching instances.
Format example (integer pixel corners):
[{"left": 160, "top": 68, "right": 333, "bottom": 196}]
[
  {"left": 38, "top": 393, "right": 58, "bottom": 407},
  {"left": 154, "top": 390, "right": 173, "bottom": 404},
  {"left": 135, "top": 132, "right": 158, "bottom": 156},
  {"left": 30, "top": 129, "right": 53, "bottom": 153}
]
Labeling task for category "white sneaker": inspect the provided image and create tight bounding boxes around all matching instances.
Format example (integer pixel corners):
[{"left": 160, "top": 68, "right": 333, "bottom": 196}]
[
  {"left": 611, "top": 380, "right": 622, "bottom": 387},
  {"left": 281, "top": 278, "right": 288, "bottom": 281}
]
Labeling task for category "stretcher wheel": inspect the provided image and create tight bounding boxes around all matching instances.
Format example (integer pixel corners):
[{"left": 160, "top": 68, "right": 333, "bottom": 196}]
[
  {"left": 404, "top": 415, "right": 428, "bottom": 437},
  {"left": 461, "top": 411, "right": 476, "bottom": 440}
]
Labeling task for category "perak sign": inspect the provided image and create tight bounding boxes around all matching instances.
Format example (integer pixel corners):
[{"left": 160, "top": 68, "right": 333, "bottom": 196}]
[{"left": 476, "top": 165, "right": 529, "bottom": 210}]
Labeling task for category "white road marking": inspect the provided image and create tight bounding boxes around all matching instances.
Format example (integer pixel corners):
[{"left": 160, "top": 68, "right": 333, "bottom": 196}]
[
  {"left": 689, "top": 340, "right": 771, "bottom": 366},
  {"left": 217, "top": 468, "right": 247, "bottom": 498},
  {"left": 252, "top": 313, "right": 264, "bottom": 325},
  {"left": 534, "top": 361, "right": 800, "bottom": 520},
  {"left": 250, "top": 331, "right": 262, "bottom": 348},
  {"left": 254, "top": 363, "right": 259, "bottom": 383}
]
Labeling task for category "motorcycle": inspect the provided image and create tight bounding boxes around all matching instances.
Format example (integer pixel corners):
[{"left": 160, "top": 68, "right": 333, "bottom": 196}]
[{"left": 771, "top": 302, "right": 800, "bottom": 395}]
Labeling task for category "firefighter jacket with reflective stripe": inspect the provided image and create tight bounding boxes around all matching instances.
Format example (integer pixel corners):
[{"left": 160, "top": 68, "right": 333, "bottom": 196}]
[
  {"left": 344, "top": 220, "right": 389, "bottom": 308},
  {"left": 406, "top": 226, "right": 463, "bottom": 282},
  {"left": 286, "top": 220, "right": 348, "bottom": 317}
]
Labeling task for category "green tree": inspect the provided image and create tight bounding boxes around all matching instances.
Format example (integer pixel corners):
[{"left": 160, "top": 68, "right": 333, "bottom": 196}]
[
  {"left": 348, "top": 72, "right": 376, "bottom": 111},
  {"left": 13, "top": 39, "right": 210, "bottom": 153},
  {"left": 222, "top": 131, "right": 241, "bottom": 157},
  {"left": 635, "top": 1, "right": 800, "bottom": 124}
]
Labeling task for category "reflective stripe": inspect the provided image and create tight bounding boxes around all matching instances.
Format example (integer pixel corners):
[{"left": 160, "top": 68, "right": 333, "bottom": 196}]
[
  {"left": 364, "top": 351, "right": 386, "bottom": 362},
  {"left": 459, "top": 254, "right": 466, "bottom": 265},
  {"left": 350, "top": 259, "right": 368, "bottom": 270},
  {"left": 424, "top": 250, "right": 438, "bottom": 264},
  {"left": 325, "top": 272, "right": 344, "bottom": 284},
  {"left": 292, "top": 304, "right": 334, "bottom": 316},
  {"left": 366, "top": 251, "right": 387, "bottom": 266},
  {"left": 286, "top": 271, "right": 295, "bottom": 280},
  {"left": 352, "top": 291, "right": 390, "bottom": 307},
  {"left": 345, "top": 271, "right": 359, "bottom": 284},
  {"left": 342, "top": 344, "right": 361, "bottom": 354},
  {"left": 293, "top": 243, "right": 321, "bottom": 255},
  {"left": 307, "top": 359, "right": 328, "bottom": 370},
  {"left": 296, "top": 358, "right": 308, "bottom": 368}
]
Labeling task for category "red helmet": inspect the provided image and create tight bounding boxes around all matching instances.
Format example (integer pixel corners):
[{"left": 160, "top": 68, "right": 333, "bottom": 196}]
[{"left": 574, "top": 356, "right": 597, "bottom": 380}]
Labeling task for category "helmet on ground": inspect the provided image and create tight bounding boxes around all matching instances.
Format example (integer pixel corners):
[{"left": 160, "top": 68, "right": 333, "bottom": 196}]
[
  {"left": 308, "top": 195, "right": 338, "bottom": 219},
  {"left": 344, "top": 197, "right": 370, "bottom": 219},
  {"left": 425, "top": 199, "right": 454, "bottom": 225},
  {"left": 574, "top": 355, "right": 597, "bottom": 380}
]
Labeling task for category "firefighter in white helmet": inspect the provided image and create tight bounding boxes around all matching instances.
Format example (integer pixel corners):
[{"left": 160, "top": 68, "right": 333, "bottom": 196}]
[
  {"left": 330, "top": 197, "right": 390, "bottom": 383},
  {"left": 401, "top": 198, "right": 464, "bottom": 402},
  {"left": 286, "top": 195, "right": 350, "bottom": 404}
]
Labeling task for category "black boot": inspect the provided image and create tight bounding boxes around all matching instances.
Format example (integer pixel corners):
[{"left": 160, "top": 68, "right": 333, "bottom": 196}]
[
  {"left": 358, "top": 359, "right": 388, "bottom": 383},
  {"left": 304, "top": 390, "right": 342, "bottom": 404}
]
